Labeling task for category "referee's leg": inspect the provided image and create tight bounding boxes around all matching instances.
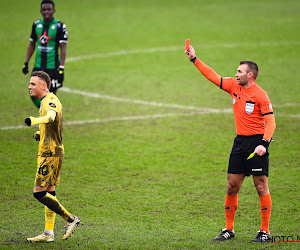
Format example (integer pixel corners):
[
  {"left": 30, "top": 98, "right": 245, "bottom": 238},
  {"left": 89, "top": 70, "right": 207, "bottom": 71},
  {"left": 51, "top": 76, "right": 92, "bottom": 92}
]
[
  {"left": 225, "top": 173, "right": 245, "bottom": 231},
  {"left": 214, "top": 173, "right": 245, "bottom": 240},
  {"left": 253, "top": 175, "right": 272, "bottom": 234}
]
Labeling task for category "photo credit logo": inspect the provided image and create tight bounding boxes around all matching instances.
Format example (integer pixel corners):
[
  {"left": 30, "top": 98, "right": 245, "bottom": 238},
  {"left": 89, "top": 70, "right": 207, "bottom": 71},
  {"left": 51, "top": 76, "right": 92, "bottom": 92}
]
[{"left": 267, "top": 235, "right": 300, "bottom": 244}]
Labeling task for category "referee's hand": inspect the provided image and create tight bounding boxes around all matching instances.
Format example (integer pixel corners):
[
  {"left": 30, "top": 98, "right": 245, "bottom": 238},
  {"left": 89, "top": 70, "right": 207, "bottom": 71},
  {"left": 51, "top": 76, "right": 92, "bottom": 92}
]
[
  {"left": 185, "top": 45, "right": 196, "bottom": 60},
  {"left": 254, "top": 145, "right": 266, "bottom": 156}
]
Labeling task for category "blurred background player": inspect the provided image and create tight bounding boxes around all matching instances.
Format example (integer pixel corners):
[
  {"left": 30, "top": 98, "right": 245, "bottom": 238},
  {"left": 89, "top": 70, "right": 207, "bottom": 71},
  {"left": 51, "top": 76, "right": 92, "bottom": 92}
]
[
  {"left": 185, "top": 43, "right": 276, "bottom": 243},
  {"left": 22, "top": 0, "right": 68, "bottom": 108},
  {"left": 25, "top": 71, "right": 80, "bottom": 242}
]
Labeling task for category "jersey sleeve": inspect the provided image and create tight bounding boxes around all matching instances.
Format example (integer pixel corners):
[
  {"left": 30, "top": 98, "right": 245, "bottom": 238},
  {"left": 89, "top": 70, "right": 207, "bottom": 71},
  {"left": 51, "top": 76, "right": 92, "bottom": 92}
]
[
  {"left": 220, "top": 77, "right": 236, "bottom": 94},
  {"left": 30, "top": 22, "right": 37, "bottom": 42},
  {"left": 57, "top": 22, "right": 68, "bottom": 43},
  {"left": 258, "top": 91, "right": 273, "bottom": 116}
]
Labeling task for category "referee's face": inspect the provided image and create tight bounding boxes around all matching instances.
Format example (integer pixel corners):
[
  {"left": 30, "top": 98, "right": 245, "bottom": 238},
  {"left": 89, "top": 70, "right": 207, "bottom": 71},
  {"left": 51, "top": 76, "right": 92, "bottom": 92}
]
[{"left": 235, "top": 64, "right": 249, "bottom": 86}]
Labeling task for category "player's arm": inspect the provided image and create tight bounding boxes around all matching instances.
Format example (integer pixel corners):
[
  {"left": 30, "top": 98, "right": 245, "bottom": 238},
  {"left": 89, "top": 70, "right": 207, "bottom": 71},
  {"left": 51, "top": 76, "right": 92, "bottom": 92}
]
[
  {"left": 25, "top": 110, "right": 57, "bottom": 127},
  {"left": 22, "top": 40, "right": 36, "bottom": 74},
  {"left": 58, "top": 23, "right": 68, "bottom": 75},
  {"left": 25, "top": 40, "right": 36, "bottom": 63},
  {"left": 185, "top": 45, "right": 222, "bottom": 86},
  {"left": 59, "top": 42, "right": 67, "bottom": 67},
  {"left": 23, "top": 22, "right": 38, "bottom": 74}
]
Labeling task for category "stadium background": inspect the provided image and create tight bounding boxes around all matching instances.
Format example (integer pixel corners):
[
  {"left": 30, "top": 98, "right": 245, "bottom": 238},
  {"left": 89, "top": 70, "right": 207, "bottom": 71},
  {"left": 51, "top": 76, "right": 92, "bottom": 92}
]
[{"left": 0, "top": 0, "right": 299, "bottom": 249}]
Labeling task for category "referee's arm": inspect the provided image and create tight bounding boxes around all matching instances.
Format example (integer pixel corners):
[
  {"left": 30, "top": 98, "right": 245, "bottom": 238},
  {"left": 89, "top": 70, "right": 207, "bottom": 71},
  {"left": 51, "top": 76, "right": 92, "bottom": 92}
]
[{"left": 255, "top": 114, "right": 276, "bottom": 156}]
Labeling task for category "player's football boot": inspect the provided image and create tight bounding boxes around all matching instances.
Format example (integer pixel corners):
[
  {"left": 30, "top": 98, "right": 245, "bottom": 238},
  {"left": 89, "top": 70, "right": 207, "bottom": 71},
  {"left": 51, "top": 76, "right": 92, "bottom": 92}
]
[
  {"left": 214, "top": 228, "right": 235, "bottom": 241},
  {"left": 62, "top": 216, "right": 81, "bottom": 240},
  {"left": 251, "top": 230, "right": 271, "bottom": 243},
  {"left": 27, "top": 233, "right": 55, "bottom": 242}
]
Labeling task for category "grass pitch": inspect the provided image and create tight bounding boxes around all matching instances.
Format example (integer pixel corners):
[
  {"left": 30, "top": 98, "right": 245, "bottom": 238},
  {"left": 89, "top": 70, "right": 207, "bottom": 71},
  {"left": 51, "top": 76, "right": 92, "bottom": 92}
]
[{"left": 0, "top": 0, "right": 299, "bottom": 249}]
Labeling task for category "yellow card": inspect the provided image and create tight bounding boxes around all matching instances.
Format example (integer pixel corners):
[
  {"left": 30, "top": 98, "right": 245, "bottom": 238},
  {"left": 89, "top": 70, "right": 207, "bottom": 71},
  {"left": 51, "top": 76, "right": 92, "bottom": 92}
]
[{"left": 247, "top": 152, "right": 255, "bottom": 160}]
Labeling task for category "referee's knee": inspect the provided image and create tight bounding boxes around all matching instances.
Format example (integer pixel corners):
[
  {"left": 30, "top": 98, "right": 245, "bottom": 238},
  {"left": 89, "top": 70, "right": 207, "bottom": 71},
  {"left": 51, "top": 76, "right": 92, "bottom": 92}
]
[{"left": 227, "top": 182, "right": 240, "bottom": 195}]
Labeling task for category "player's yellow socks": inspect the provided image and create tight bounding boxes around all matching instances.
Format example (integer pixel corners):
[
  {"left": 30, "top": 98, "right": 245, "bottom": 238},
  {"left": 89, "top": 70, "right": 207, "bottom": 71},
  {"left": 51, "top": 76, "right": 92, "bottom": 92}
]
[
  {"left": 45, "top": 205, "right": 56, "bottom": 231},
  {"left": 259, "top": 193, "right": 272, "bottom": 233},
  {"left": 40, "top": 193, "right": 71, "bottom": 221},
  {"left": 225, "top": 194, "right": 238, "bottom": 231}
]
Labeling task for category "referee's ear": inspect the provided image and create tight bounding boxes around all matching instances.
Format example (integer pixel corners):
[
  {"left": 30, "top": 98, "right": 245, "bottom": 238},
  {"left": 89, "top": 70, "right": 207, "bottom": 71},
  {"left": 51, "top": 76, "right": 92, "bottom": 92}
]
[{"left": 247, "top": 71, "right": 254, "bottom": 80}]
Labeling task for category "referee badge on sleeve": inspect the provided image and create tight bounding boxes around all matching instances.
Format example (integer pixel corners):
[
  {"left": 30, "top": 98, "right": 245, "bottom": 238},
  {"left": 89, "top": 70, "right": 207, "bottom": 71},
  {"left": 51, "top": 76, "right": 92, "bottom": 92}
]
[{"left": 245, "top": 103, "right": 254, "bottom": 114}]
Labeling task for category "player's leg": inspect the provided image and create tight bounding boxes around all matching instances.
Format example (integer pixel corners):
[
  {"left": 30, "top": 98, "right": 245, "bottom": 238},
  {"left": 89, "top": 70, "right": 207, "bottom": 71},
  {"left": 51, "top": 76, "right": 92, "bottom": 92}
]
[
  {"left": 251, "top": 175, "right": 272, "bottom": 242},
  {"left": 44, "top": 186, "right": 56, "bottom": 238},
  {"left": 28, "top": 156, "right": 80, "bottom": 242},
  {"left": 48, "top": 68, "right": 61, "bottom": 95},
  {"left": 27, "top": 185, "right": 55, "bottom": 242},
  {"left": 33, "top": 185, "right": 72, "bottom": 221}
]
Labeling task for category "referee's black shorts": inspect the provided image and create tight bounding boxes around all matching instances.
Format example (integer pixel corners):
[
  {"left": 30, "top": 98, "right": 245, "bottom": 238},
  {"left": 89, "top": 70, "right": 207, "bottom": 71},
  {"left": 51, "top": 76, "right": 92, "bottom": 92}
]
[{"left": 228, "top": 134, "right": 269, "bottom": 177}]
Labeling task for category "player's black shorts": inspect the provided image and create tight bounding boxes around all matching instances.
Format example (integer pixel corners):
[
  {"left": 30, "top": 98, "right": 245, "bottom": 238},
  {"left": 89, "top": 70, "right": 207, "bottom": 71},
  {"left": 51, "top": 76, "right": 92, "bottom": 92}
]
[
  {"left": 228, "top": 134, "right": 269, "bottom": 177},
  {"left": 32, "top": 68, "right": 63, "bottom": 92}
]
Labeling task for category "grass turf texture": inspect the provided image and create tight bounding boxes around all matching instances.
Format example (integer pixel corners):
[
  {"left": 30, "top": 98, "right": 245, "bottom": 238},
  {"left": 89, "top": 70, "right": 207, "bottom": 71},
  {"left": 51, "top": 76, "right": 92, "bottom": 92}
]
[{"left": 0, "top": 0, "right": 299, "bottom": 249}]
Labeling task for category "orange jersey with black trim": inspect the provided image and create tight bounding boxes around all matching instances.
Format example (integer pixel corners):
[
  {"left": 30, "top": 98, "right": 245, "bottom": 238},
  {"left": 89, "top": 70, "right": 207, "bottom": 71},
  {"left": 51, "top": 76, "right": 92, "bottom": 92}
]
[
  {"left": 220, "top": 77, "right": 273, "bottom": 136},
  {"left": 193, "top": 57, "right": 275, "bottom": 140}
]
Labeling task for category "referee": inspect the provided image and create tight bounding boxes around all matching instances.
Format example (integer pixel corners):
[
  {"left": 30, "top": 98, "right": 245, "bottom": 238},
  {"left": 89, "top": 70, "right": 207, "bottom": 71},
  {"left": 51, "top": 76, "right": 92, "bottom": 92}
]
[{"left": 185, "top": 43, "right": 276, "bottom": 243}]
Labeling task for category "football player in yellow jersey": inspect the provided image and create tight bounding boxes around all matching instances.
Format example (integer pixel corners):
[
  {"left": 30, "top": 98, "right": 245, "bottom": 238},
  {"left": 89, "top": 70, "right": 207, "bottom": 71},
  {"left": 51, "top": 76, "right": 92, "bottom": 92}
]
[{"left": 25, "top": 71, "right": 80, "bottom": 242}]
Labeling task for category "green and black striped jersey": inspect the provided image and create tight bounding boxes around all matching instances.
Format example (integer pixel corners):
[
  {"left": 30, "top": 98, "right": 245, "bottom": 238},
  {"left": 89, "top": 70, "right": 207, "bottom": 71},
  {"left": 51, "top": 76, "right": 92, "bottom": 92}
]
[{"left": 30, "top": 18, "right": 68, "bottom": 69}]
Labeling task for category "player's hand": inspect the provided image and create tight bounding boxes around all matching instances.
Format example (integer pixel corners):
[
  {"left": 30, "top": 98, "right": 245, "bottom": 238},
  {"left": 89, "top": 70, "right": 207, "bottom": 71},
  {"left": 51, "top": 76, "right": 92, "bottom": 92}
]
[
  {"left": 185, "top": 45, "right": 196, "bottom": 60},
  {"left": 25, "top": 117, "right": 33, "bottom": 126},
  {"left": 57, "top": 66, "right": 64, "bottom": 83},
  {"left": 22, "top": 62, "right": 29, "bottom": 74},
  {"left": 33, "top": 131, "right": 40, "bottom": 141},
  {"left": 254, "top": 145, "right": 266, "bottom": 156}
]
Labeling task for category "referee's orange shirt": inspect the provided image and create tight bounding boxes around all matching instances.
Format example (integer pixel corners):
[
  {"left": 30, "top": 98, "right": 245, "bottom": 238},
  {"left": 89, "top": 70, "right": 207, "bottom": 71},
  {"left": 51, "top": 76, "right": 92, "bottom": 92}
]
[{"left": 220, "top": 77, "right": 273, "bottom": 136}]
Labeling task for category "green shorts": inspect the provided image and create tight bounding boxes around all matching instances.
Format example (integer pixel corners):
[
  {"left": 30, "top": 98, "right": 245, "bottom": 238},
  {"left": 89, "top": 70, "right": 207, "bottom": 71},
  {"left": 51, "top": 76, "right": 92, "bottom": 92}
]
[{"left": 34, "top": 156, "right": 63, "bottom": 187}]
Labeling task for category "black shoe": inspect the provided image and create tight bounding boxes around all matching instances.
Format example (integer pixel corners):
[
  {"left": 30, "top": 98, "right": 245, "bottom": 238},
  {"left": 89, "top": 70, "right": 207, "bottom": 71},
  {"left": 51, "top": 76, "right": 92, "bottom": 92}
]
[
  {"left": 214, "top": 228, "right": 235, "bottom": 241},
  {"left": 251, "top": 230, "right": 271, "bottom": 243}
]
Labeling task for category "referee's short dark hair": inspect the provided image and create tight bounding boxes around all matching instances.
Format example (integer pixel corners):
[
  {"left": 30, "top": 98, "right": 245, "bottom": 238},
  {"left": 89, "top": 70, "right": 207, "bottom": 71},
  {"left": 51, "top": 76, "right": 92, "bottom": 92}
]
[
  {"left": 31, "top": 71, "right": 51, "bottom": 90},
  {"left": 240, "top": 61, "right": 259, "bottom": 80},
  {"left": 41, "top": 0, "right": 55, "bottom": 9}
]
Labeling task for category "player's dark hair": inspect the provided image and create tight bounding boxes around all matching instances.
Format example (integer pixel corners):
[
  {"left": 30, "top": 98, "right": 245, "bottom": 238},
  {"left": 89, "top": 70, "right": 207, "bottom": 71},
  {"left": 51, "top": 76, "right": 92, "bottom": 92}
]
[
  {"left": 240, "top": 61, "right": 259, "bottom": 79},
  {"left": 41, "top": 0, "right": 55, "bottom": 9},
  {"left": 31, "top": 71, "right": 51, "bottom": 89}
]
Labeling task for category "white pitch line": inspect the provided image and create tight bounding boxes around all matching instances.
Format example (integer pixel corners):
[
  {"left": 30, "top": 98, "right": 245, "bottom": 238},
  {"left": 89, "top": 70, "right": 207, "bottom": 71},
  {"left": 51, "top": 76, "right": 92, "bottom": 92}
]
[
  {"left": 66, "top": 41, "right": 300, "bottom": 63},
  {"left": 0, "top": 111, "right": 228, "bottom": 130},
  {"left": 60, "top": 87, "right": 232, "bottom": 113},
  {"left": 64, "top": 111, "right": 225, "bottom": 126},
  {"left": 1, "top": 111, "right": 299, "bottom": 131}
]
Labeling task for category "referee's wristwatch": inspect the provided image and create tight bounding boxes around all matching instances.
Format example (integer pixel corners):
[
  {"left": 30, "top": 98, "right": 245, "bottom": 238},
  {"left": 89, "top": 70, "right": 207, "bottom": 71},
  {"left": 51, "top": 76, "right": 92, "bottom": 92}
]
[
  {"left": 190, "top": 57, "right": 197, "bottom": 63},
  {"left": 260, "top": 139, "right": 269, "bottom": 150}
]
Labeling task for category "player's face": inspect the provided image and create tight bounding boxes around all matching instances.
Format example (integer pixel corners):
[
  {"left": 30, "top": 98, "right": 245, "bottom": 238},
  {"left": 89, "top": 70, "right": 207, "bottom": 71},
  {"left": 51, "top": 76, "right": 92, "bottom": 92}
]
[
  {"left": 235, "top": 64, "right": 250, "bottom": 86},
  {"left": 28, "top": 76, "right": 46, "bottom": 99},
  {"left": 41, "top": 3, "right": 55, "bottom": 22}
]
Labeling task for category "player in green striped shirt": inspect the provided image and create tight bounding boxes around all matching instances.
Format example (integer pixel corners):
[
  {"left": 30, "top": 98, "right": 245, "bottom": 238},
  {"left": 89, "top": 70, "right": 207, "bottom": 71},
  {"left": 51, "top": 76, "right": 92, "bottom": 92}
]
[{"left": 22, "top": 0, "right": 68, "bottom": 108}]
